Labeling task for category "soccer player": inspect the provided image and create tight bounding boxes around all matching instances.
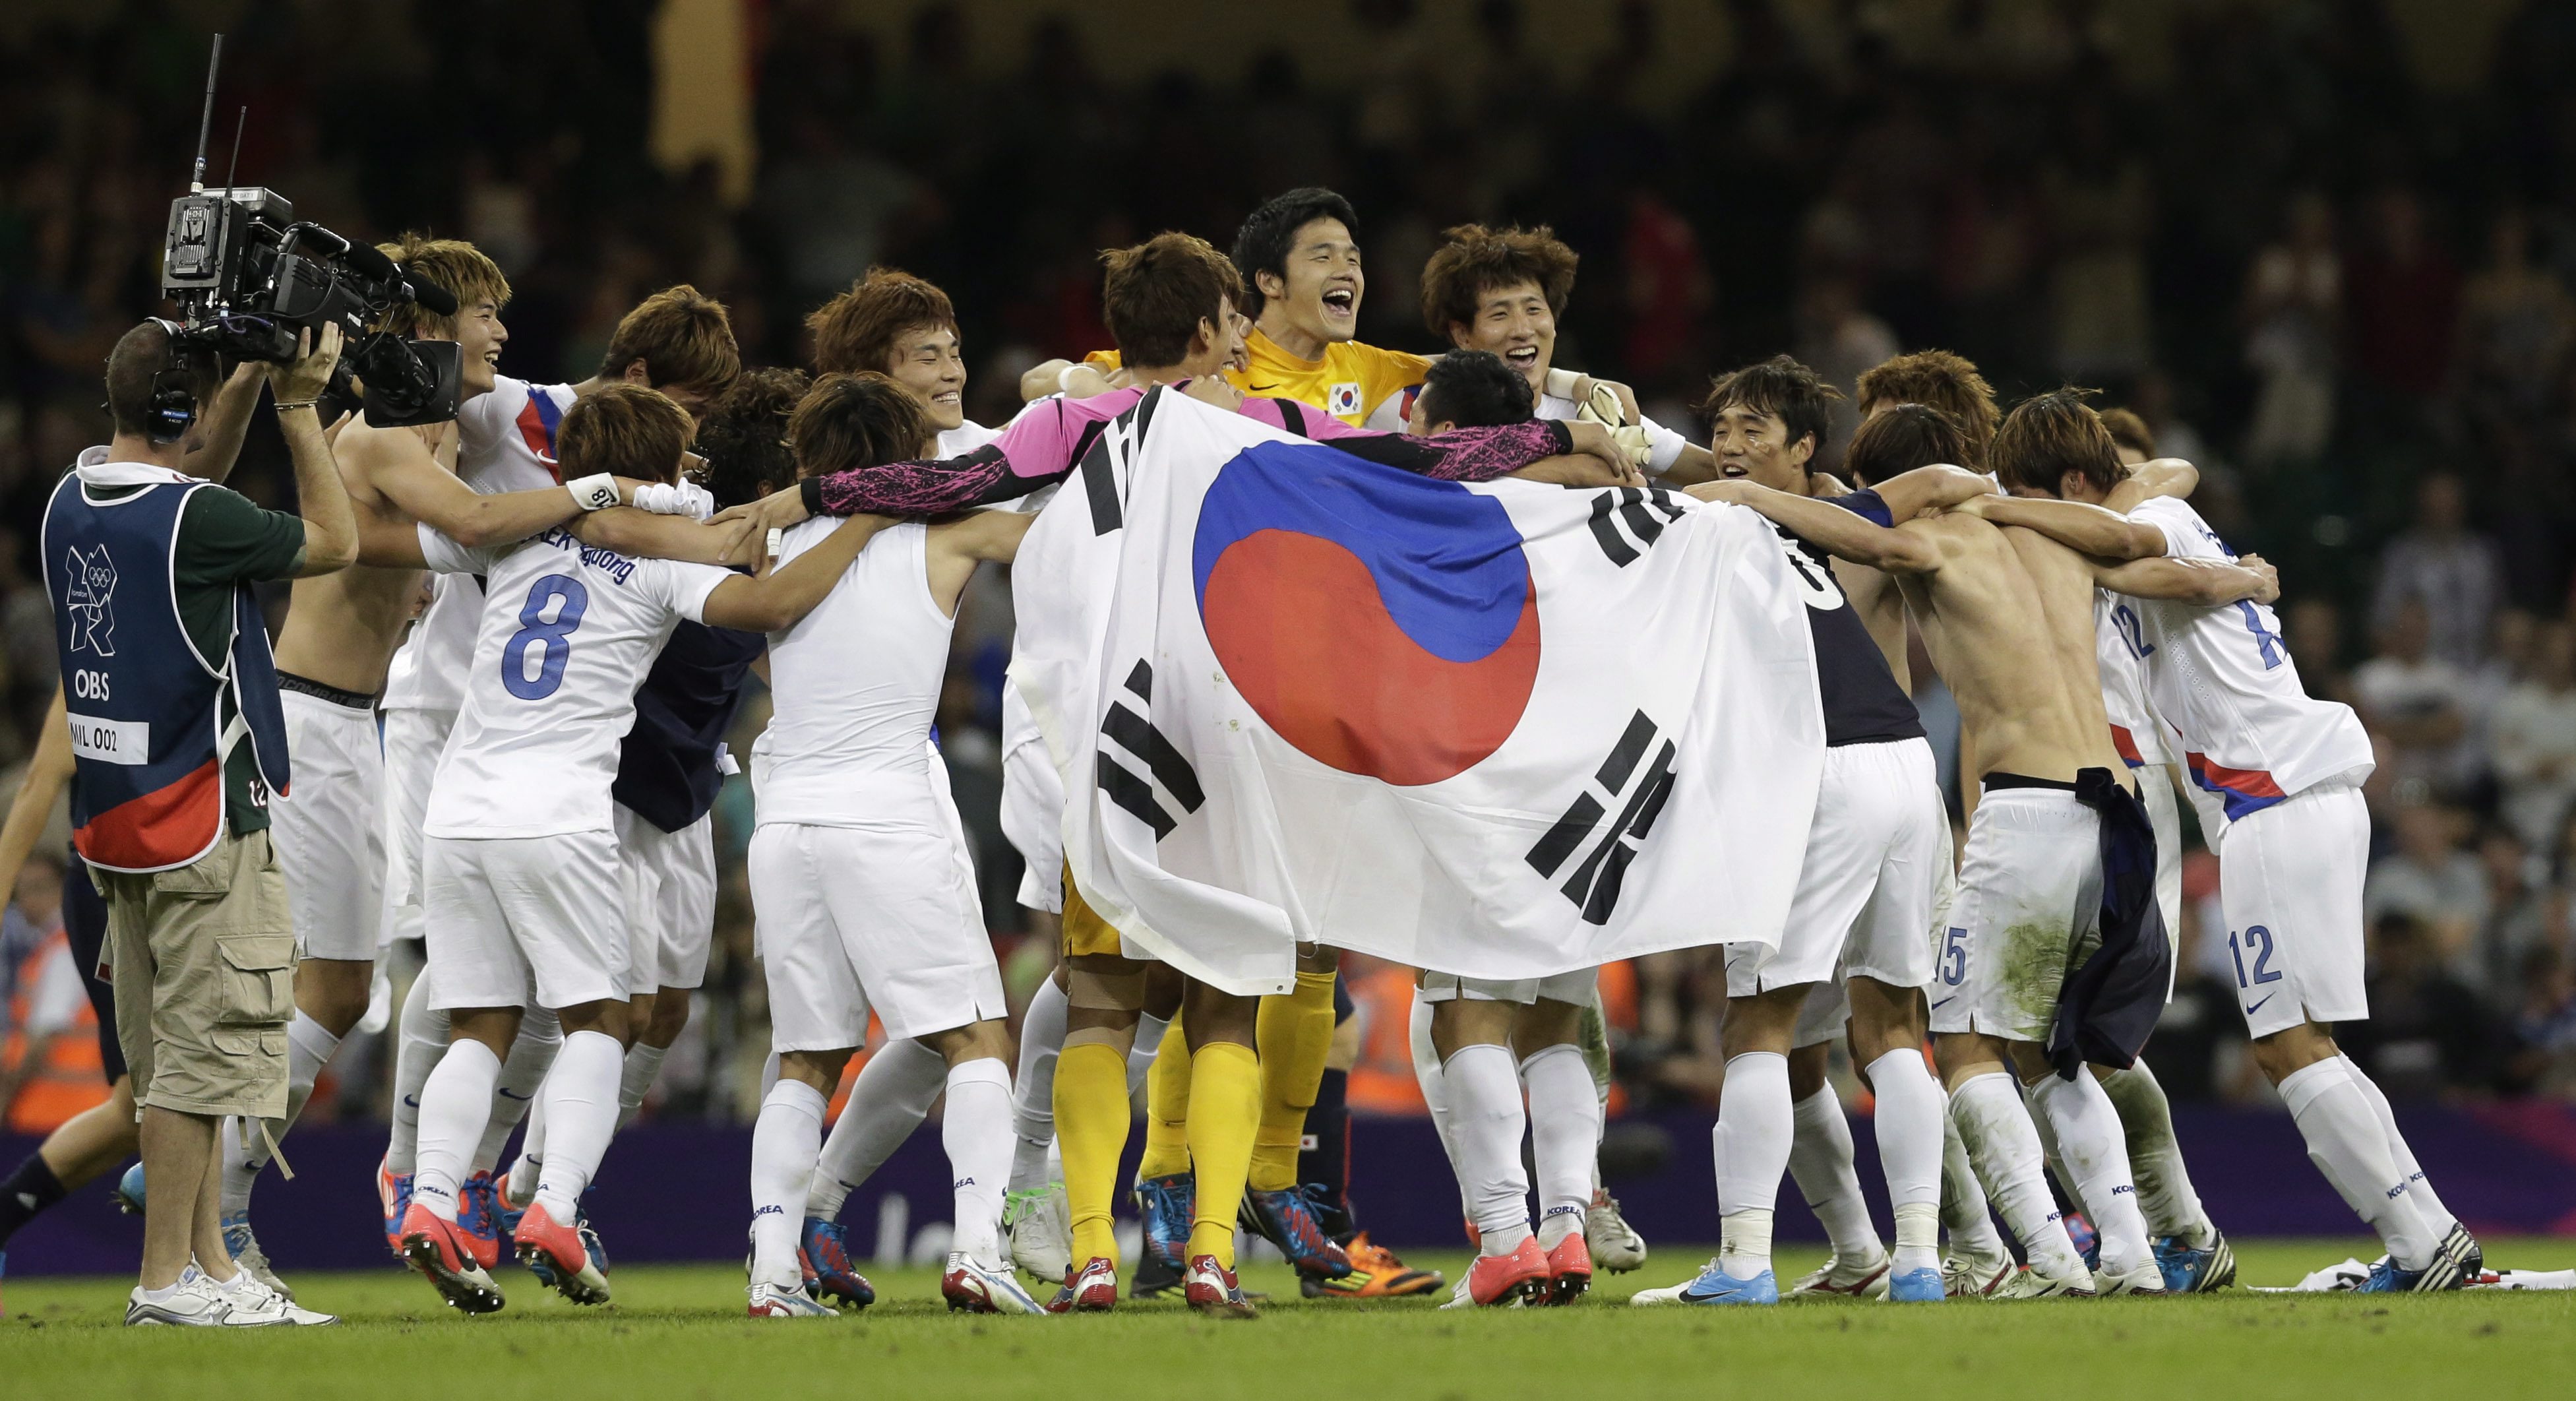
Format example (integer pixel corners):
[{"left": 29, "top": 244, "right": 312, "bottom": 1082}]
[
  {"left": 1419, "top": 221, "right": 1713, "bottom": 484},
  {"left": 1623, "top": 359, "right": 1973, "bottom": 1309},
  {"left": 369, "top": 385, "right": 878, "bottom": 1315},
  {"left": 809, "top": 266, "right": 1001, "bottom": 456},
  {"left": 742, "top": 371, "right": 1041, "bottom": 1319},
  {"left": 379, "top": 284, "right": 742, "bottom": 1268},
  {"left": 1961, "top": 394, "right": 2485, "bottom": 1293},
  {"left": 1696, "top": 394, "right": 2275, "bottom": 1297},
  {"left": 224, "top": 239, "right": 685, "bottom": 1292}
]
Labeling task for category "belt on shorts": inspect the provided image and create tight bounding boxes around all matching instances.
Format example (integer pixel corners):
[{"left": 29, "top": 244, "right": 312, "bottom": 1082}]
[
  {"left": 278, "top": 670, "right": 380, "bottom": 712},
  {"left": 1981, "top": 771, "right": 2076, "bottom": 793}
]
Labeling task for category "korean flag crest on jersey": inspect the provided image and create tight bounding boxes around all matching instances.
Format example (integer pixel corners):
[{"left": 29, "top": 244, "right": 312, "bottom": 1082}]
[
  {"left": 1326, "top": 381, "right": 1363, "bottom": 418},
  {"left": 1011, "top": 388, "right": 1825, "bottom": 994}
]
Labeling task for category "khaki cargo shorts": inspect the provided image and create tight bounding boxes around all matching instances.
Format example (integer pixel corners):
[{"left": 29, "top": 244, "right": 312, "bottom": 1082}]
[{"left": 96, "top": 829, "right": 297, "bottom": 1119}]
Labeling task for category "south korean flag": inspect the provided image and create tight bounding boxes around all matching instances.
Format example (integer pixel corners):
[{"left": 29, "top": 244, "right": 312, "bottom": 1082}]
[{"left": 1012, "top": 389, "right": 1825, "bottom": 995}]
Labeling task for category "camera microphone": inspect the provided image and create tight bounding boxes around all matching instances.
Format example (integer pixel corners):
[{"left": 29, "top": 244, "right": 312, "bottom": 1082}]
[
  {"left": 404, "top": 274, "right": 458, "bottom": 317},
  {"left": 340, "top": 239, "right": 398, "bottom": 282}
]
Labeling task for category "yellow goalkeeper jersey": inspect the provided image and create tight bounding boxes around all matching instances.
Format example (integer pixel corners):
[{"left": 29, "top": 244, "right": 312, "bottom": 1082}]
[{"left": 1084, "top": 329, "right": 1430, "bottom": 429}]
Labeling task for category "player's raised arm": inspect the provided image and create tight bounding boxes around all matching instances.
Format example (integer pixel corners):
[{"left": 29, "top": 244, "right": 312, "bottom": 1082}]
[
  {"left": 2101, "top": 458, "right": 2199, "bottom": 513},
  {"left": 698, "top": 512, "right": 887, "bottom": 633},
  {"left": 1690, "top": 478, "right": 1947, "bottom": 575},
  {"left": 1957, "top": 492, "right": 2168, "bottom": 560},
  {"left": 361, "top": 421, "right": 637, "bottom": 549},
  {"left": 2093, "top": 551, "right": 2277, "bottom": 606}
]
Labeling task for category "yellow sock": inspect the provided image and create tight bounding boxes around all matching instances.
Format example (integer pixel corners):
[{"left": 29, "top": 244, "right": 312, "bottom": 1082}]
[
  {"left": 1055, "top": 1041, "right": 1132, "bottom": 1269},
  {"left": 1137, "top": 1016, "right": 1194, "bottom": 1180},
  {"left": 1248, "top": 970, "right": 1337, "bottom": 1191},
  {"left": 1183, "top": 1040, "right": 1262, "bottom": 1266}
]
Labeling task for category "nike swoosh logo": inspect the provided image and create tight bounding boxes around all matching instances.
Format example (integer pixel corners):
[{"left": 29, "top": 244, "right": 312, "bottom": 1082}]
[
  {"left": 2246, "top": 993, "right": 2275, "bottom": 1016},
  {"left": 497, "top": 1087, "right": 532, "bottom": 1100},
  {"left": 1247, "top": 382, "right": 1281, "bottom": 393},
  {"left": 1930, "top": 996, "right": 1956, "bottom": 1010},
  {"left": 402, "top": 1094, "right": 420, "bottom": 1109}
]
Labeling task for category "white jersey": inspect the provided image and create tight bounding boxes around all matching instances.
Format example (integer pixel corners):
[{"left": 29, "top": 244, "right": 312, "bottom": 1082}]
[
  {"left": 752, "top": 519, "right": 954, "bottom": 825},
  {"left": 2114, "top": 497, "right": 2374, "bottom": 818},
  {"left": 419, "top": 524, "right": 728, "bottom": 838},
  {"left": 382, "top": 377, "right": 578, "bottom": 714},
  {"left": 1536, "top": 387, "right": 1690, "bottom": 476},
  {"left": 936, "top": 420, "right": 1003, "bottom": 457},
  {"left": 2095, "top": 592, "right": 2172, "bottom": 769}
]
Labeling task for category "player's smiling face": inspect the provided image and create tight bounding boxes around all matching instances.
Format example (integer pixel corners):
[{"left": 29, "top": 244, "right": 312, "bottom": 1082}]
[
  {"left": 1452, "top": 280, "right": 1555, "bottom": 392},
  {"left": 1710, "top": 403, "right": 1811, "bottom": 491},
  {"left": 457, "top": 298, "right": 506, "bottom": 396},
  {"left": 1277, "top": 218, "right": 1363, "bottom": 348},
  {"left": 885, "top": 325, "right": 967, "bottom": 431}
]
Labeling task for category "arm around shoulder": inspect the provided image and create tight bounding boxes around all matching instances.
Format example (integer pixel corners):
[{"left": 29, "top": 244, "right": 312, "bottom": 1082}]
[{"left": 1969, "top": 494, "right": 2167, "bottom": 560}]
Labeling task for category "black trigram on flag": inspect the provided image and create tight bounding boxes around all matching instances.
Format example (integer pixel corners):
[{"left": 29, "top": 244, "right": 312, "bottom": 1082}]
[
  {"left": 1586, "top": 487, "right": 1688, "bottom": 567},
  {"left": 1095, "top": 660, "right": 1203, "bottom": 840},
  {"left": 1076, "top": 387, "right": 1160, "bottom": 536},
  {"left": 1525, "top": 710, "right": 1678, "bottom": 925}
]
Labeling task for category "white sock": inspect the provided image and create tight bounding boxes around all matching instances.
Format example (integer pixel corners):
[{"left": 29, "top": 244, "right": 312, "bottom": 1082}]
[
  {"left": 751, "top": 1079, "right": 826, "bottom": 1289},
  {"left": 2278, "top": 1058, "right": 2435, "bottom": 1270},
  {"left": 387, "top": 972, "right": 447, "bottom": 1175},
  {"left": 1787, "top": 1084, "right": 1880, "bottom": 1266},
  {"left": 942, "top": 1058, "right": 1015, "bottom": 1266},
  {"left": 2101, "top": 1061, "right": 2214, "bottom": 1247},
  {"left": 2339, "top": 1054, "right": 2457, "bottom": 1239},
  {"left": 1010, "top": 978, "right": 1069, "bottom": 1193},
  {"left": 479, "top": 1005, "right": 563, "bottom": 1175},
  {"left": 1949, "top": 1071, "right": 2085, "bottom": 1277},
  {"left": 617, "top": 1042, "right": 669, "bottom": 1132},
  {"left": 1714, "top": 1051, "right": 1791, "bottom": 1277},
  {"left": 506, "top": 1098, "right": 546, "bottom": 1208},
  {"left": 806, "top": 1038, "right": 946, "bottom": 1220},
  {"left": 2027, "top": 1072, "right": 2153, "bottom": 1275},
  {"left": 1410, "top": 994, "right": 1467, "bottom": 1219},
  {"left": 1444, "top": 1042, "right": 1532, "bottom": 1253},
  {"left": 1940, "top": 1113, "right": 2006, "bottom": 1258},
  {"left": 219, "top": 1012, "right": 342, "bottom": 1214},
  {"left": 1864, "top": 1049, "right": 1944, "bottom": 1275},
  {"left": 1126, "top": 1011, "right": 1169, "bottom": 1097},
  {"left": 1519, "top": 1044, "right": 1601, "bottom": 1249},
  {"left": 532, "top": 1029, "right": 624, "bottom": 1221},
  {"left": 414, "top": 1039, "right": 503, "bottom": 1222}
]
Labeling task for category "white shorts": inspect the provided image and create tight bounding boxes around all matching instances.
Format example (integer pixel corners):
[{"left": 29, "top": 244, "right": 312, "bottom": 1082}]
[
  {"left": 1729, "top": 738, "right": 1944, "bottom": 998},
  {"left": 273, "top": 687, "right": 385, "bottom": 962},
  {"left": 999, "top": 689, "right": 1064, "bottom": 914},
  {"left": 1418, "top": 966, "right": 1600, "bottom": 1006},
  {"left": 423, "top": 829, "right": 629, "bottom": 1012},
  {"left": 615, "top": 805, "right": 717, "bottom": 996},
  {"left": 751, "top": 819, "right": 1008, "bottom": 1047},
  {"left": 2212, "top": 782, "right": 2368, "bottom": 1038},
  {"left": 378, "top": 707, "right": 456, "bottom": 944},
  {"left": 1929, "top": 784, "right": 2102, "bottom": 1042}
]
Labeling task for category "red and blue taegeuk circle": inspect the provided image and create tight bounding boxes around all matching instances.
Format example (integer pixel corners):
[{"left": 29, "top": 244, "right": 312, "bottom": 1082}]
[{"left": 1191, "top": 441, "right": 1540, "bottom": 786}]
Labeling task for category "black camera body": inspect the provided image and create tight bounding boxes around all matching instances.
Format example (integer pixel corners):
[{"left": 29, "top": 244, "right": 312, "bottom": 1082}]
[{"left": 161, "top": 185, "right": 463, "bottom": 427}]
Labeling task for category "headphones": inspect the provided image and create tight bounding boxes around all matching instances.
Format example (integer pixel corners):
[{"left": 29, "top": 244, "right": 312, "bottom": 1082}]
[{"left": 142, "top": 317, "right": 200, "bottom": 444}]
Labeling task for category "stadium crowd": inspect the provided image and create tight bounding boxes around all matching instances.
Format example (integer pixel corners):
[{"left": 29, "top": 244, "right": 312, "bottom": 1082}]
[{"left": 4, "top": 0, "right": 2576, "bottom": 1149}]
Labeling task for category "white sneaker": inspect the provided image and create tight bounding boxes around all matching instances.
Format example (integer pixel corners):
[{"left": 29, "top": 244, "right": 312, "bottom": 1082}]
[
  {"left": 1005, "top": 1181, "right": 1073, "bottom": 1286},
  {"left": 1996, "top": 1263, "right": 2097, "bottom": 1299},
  {"left": 1585, "top": 1189, "right": 1647, "bottom": 1273},
  {"left": 220, "top": 1268, "right": 338, "bottom": 1325},
  {"left": 747, "top": 1281, "right": 837, "bottom": 1318},
  {"left": 125, "top": 1268, "right": 289, "bottom": 1327},
  {"left": 2094, "top": 1261, "right": 2170, "bottom": 1297},
  {"left": 941, "top": 1251, "right": 1047, "bottom": 1315},
  {"left": 1941, "top": 1253, "right": 2021, "bottom": 1298},
  {"left": 1789, "top": 1250, "right": 1892, "bottom": 1299},
  {"left": 1625, "top": 1264, "right": 1708, "bottom": 1307}
]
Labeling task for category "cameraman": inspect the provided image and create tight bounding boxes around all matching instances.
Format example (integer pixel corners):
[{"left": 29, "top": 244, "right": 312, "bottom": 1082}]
[{"left": 42, "top": 320, "right": 353, "bottom": 1327}]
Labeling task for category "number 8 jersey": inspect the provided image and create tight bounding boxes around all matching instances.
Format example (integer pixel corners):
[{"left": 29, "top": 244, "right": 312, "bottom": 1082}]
[
  {"left": 419, "top": 524, "right": 732, "bottom": 839},
  {"left": 2114, "top": 496, "right": 2372, "bottom": 819}
]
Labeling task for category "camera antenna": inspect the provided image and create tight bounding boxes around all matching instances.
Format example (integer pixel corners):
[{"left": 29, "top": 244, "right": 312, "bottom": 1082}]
[
  {"left": 189, "top": 34, "right": 225, "bottom": 193},
  {"left": 225, "top": 106, "right": 247, "bottom": 193}
]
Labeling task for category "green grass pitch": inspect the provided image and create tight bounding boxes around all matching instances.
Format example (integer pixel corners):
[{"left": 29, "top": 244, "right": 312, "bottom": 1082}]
[{"left": 5, "top": 1239, "right": 2571, "bottom": 1400}]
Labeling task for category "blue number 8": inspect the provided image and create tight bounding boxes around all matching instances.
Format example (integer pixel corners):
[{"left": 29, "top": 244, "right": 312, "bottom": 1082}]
[
  {"left": 501, "top": 573, "right": 588, "bottom": 700},
  {"left": 1940, "top": 927, "right": 1969, "bottom": 986}
]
